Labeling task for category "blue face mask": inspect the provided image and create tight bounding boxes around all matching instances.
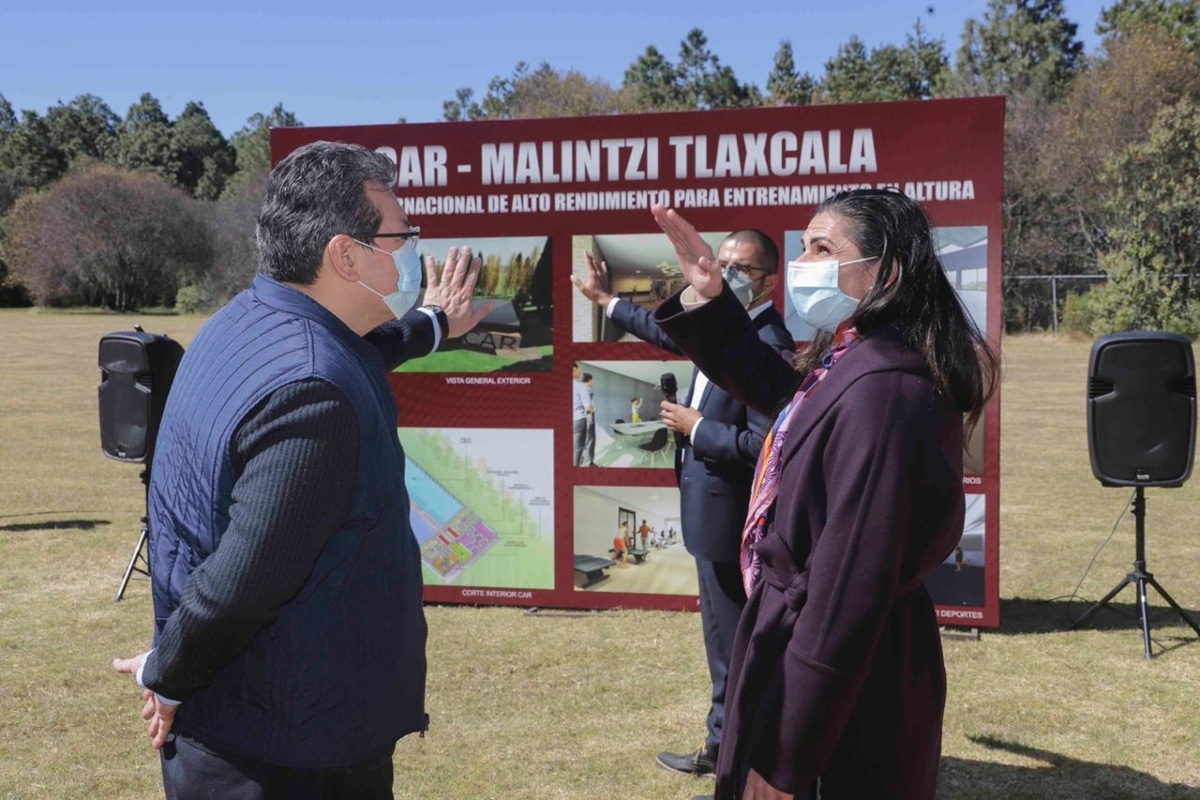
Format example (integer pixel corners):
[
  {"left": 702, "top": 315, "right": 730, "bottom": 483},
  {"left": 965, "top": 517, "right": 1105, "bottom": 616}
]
[
  {"left": 785, "top": 255, "right": 875, "bottom": 331},
  {"left": 722, "top": 265, "right": 771, "bottom": 309},
  {"left": 355, "top": 239, "right": 422, "bottom": 318}
]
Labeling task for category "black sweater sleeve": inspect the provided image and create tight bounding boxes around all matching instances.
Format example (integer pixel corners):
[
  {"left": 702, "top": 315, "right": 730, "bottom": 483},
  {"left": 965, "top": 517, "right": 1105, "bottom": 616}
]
[
  {"left": 364, "top": 309, "right": 437, "bottom": 371},
  {"left": 142, "top": 379, "right": 359, "bottom": 700}
]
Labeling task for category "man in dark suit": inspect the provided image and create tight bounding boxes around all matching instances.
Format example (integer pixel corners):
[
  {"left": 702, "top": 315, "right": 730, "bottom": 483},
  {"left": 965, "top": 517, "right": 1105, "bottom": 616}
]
[{"left": 572, "top": 230, "right": 794, "bottom": 781}]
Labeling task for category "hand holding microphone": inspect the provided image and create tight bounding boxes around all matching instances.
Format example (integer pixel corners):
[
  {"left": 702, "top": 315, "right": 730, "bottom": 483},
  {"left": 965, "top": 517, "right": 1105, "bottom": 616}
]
[
  {"left": 659, "top": 372, "right": 699, "bottom": 440},
  {"left": 660, "top": 372, "right": 679, "bottom": 404}
]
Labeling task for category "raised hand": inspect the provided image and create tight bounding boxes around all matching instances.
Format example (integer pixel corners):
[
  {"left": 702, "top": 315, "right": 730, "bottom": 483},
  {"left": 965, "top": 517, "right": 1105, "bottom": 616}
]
[
  {"left": 570, "top": 252, "right": 615, "bottom": 307},
  {"left": 651, "top": 203, "right": 723, "bottom": 300},
  {"left": 422, "top": 246, "right": 496, "bottom": 338}
]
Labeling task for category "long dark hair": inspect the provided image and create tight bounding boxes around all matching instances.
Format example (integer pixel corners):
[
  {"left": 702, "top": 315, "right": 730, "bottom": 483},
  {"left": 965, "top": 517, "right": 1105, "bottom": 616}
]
[{"left": 795, "top": 188, "right": 997, "bottom": 432}]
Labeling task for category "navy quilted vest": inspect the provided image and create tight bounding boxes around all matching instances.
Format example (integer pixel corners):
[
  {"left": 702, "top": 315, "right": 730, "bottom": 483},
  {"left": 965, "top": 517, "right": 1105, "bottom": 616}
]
[{"left": 148, "top": 275, "right": 427, "bottom": 767}]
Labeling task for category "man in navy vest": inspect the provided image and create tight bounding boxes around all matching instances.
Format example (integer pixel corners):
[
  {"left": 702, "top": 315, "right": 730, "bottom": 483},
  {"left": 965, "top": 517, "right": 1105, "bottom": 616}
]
[
  {"left": 572, "top": 230, "right": 794, "bottom": 786},
  {"left": 112, "top": 141, "right": 492, "bottom": 799}
]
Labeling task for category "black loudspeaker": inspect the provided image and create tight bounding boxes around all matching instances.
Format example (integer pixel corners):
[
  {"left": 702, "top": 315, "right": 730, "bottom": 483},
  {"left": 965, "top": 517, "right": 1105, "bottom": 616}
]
[
  {"left": 98, "top": 330, "right": 185, "bottom": 463},
  {"left": 1087, "top": 331, "right": 1196, "bottom": 488}
]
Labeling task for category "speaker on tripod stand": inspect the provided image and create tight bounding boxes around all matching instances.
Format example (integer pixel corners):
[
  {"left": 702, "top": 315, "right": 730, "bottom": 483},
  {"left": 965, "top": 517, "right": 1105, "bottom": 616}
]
[
  {"left": 1074, "top": 331, "right": 1200, "bottom": 658},
  {"left": 98, "top": 327, "right": 185, "bottom": 602}
]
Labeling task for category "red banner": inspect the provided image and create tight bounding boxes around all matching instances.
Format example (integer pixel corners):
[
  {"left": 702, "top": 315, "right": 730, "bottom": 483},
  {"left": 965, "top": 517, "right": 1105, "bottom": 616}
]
[{"left": 272, "top": 96, "right": 1004, "bottom": 627}]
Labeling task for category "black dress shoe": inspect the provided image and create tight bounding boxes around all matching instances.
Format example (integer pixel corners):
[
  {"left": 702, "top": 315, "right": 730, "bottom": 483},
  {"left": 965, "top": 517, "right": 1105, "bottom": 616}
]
[{"left": 656, "top": 742, "right": 718, "bottom": 776}]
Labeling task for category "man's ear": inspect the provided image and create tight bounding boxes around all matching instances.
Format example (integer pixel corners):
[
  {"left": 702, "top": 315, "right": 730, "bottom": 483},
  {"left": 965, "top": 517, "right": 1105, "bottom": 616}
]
[
  {"left": 762, "top": 271, "right": 779, "bottom": 294},
  {"left": 326, "top": 234, "right": 362, "bottom": 282}
]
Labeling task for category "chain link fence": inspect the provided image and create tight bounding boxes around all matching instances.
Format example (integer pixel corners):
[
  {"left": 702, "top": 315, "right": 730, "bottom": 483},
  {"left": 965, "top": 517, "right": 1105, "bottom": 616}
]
[{"left": 1003, "top": 274, "right": 1106, "bottom": 334}]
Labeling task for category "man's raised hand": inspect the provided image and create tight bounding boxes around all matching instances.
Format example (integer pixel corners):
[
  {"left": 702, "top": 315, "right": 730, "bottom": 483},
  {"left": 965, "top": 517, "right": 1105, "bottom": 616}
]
[
  {"left": 570, "top": 252, "right": 615, "bottom": 307},
  {"left": 423, "top": 246, "right": 495, "bottom": 338}
]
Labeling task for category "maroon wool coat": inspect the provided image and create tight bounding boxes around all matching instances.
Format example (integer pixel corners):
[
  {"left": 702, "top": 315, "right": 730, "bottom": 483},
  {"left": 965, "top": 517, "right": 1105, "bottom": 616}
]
[{"left": 656, "top": 287, "right": 964, "bottom": 799}]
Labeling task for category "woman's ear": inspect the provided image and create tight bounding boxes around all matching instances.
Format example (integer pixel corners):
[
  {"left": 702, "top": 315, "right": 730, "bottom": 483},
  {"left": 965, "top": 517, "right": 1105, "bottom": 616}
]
[{"left": 874, "top": 232, "right": 899, "bottom": 290}]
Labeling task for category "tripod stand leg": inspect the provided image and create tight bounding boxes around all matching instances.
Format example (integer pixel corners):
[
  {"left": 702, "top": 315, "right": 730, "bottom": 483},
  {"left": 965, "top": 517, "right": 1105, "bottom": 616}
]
[
  {"left": 1145, "top": 575, "right": 1200, "bottom": 639},
  {"left": 114, "top": 522, "right": 149, "bottom": 603},
  {"left": 1136, "top": 576, "right": 1154, "bottom": 660},
  {"left": 1080, "top": 487, "right": 1199, "bottom": 657},
  {"left": 1070, "top": 574, "right": 1133, "bottom": 631}
]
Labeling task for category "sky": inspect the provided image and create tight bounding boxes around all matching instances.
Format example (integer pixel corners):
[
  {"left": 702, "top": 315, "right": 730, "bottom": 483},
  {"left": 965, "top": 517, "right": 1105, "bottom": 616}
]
[{"left": 2, "top": 0, "right": 1112, "bottom": 139}]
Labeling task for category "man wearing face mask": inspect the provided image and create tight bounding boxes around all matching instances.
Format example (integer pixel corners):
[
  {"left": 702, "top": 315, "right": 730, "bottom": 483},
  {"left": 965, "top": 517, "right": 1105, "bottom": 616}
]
[
  {"left": 112, "top": 141, "right": 493, "bottom": 799},
  {"left": 572, "top": 229, "right": 794, "bottom": 784}
]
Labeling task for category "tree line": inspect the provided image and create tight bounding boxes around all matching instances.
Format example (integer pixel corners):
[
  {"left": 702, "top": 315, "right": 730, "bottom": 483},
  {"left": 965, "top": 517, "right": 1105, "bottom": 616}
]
[
  {"left": 0, "top": 95, "right": 297, "bottom": 311},
  {"left": 1, "top": 0, "right": 1198, "bottom": 334}
]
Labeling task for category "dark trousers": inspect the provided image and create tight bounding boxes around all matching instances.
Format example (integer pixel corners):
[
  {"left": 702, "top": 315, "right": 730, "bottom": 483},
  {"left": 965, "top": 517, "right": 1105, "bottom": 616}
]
[
  {"left": 161, "top": 735, "right": 395, "bottom": 800},
  {"left": 573, "top": 417, "right": 595, "bottom": 466},
  {"left": 696, "top": 557, "right": 747, "bottom": 750}
]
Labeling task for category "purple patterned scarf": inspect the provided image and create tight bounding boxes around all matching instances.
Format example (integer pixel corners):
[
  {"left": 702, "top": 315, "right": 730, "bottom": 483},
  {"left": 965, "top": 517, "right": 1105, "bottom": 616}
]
[{"left": 740, "top": 324, "right": 862, "bottom": 596}]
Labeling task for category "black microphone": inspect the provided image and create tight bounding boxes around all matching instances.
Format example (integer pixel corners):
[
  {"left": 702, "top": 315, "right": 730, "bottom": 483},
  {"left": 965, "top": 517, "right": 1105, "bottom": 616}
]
[
  {"left": 660, "top": 372, "right": 679, "bottom": 404},
  {"left": 660, "top": 371, "right": 685, "bottom": 451}
]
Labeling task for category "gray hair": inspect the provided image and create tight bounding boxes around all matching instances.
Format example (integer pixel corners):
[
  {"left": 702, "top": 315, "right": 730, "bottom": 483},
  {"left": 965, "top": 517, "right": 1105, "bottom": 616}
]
[{"left": 256, "top": 141, "right": 396, "bottom": 284}]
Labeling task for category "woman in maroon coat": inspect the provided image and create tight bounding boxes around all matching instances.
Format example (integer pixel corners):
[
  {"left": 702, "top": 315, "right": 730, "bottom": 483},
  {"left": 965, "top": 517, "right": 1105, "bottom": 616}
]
[{"left": 651, "top": 189, "right": 996, "bottom": 800}]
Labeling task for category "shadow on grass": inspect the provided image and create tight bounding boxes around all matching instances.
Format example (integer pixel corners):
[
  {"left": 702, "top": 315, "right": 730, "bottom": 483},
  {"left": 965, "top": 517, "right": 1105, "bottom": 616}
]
[
  {"left": 993, "top": 596, "right": 1200, "bottom": 635},
  {"left": 940, "top": 736, "right": 1200, "bottom": 799},
  {"left": 959, "top": 597, "right": 1200, "bottom": 657},
  {"left": 0, "top": 518, "right": 111, "bottom": 533}
]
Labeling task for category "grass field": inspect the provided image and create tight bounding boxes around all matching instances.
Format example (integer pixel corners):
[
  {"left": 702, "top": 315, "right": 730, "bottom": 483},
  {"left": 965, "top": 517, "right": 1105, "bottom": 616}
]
[{"left": 0, "top": 309, "right": 1197, "bottom": 799}]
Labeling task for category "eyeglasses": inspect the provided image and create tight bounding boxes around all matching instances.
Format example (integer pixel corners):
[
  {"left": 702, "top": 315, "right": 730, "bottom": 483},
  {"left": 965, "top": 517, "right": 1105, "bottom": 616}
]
[
  {"left": 374, "top": 227, "right": 420, "bottom": 248},
  {"left": 723, "top": 262, "right": 772, "bottom": 278}
]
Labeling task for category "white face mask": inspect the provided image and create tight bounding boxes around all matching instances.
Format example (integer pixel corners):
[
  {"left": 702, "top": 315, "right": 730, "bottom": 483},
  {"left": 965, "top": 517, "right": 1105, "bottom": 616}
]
[
  {"left": 355, "top": 239, "right": 423, "bottom": 319},
  {"left": 786, "top": 255, "right": 876, "bottom": 331},
  {"left": 722, "top": 265, "right": 770, "bottom": 309}
]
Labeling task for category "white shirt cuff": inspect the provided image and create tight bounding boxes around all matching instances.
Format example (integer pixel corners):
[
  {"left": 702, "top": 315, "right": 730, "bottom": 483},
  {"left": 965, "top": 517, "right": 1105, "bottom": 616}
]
[
  {"left": 136, "top": 650, "right": 183, "bottom": 706},
  {"left": 416, "top": 307, "right": 442, "bottom": 352},
  {"left": 604, "top": 297, "right": 621, "bottom": 318},
  {"left": 680, "top": 286, "right": 712, "bottom": 311}
]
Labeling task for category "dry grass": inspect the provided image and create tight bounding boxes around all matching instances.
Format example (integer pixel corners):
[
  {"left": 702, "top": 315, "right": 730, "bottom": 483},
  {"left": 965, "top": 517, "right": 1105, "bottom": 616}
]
[{"left": 0, "top": 311, "right": 1197, "bottom": 799}]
